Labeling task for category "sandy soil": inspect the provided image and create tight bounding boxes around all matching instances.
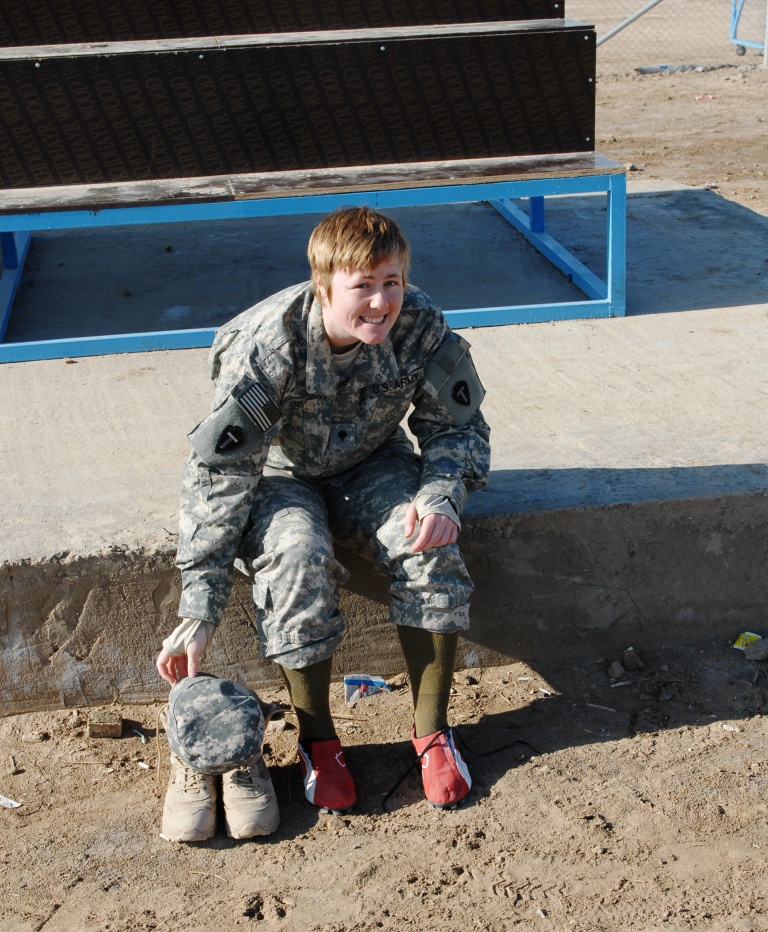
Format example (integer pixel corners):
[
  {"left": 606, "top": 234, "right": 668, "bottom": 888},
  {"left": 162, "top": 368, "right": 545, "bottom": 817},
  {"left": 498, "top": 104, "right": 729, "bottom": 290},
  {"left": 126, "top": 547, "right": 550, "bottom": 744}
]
[
  {"left": 2, "top": 56, "right": 768, "bottom": 932},
  {"left": 4, "top": 638, "right": 768, "bottom": 932},
  {"left": 597, "top": 62, "right": 768, "bottom": 215}
]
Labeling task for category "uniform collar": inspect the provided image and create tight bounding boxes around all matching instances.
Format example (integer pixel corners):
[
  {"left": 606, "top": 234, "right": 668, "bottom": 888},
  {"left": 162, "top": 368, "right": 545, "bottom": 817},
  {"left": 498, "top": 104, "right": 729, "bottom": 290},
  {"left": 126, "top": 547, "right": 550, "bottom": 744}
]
[{"left": 305, "top": 297, "right": 400, "bottom": 395}]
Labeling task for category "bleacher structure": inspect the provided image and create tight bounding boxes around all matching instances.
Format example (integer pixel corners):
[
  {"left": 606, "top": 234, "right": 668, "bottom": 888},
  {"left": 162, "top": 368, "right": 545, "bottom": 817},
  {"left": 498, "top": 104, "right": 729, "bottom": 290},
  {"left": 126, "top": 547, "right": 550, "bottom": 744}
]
[{"left": 0, "top": 0, "right": 626, "bottom": 362}]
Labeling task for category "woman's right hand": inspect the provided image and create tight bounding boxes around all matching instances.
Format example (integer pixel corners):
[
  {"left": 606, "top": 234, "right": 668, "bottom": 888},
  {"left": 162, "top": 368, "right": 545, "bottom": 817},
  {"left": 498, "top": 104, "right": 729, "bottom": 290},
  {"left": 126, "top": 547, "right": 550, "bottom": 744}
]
[{"left": 155, "top": 625, "right": 209, "bottom": 685}]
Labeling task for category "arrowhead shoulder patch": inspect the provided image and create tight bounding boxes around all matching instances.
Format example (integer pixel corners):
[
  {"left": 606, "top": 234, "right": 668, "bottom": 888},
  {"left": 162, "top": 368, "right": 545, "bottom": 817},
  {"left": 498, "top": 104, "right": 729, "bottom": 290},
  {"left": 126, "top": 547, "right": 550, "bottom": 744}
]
[
  {"left": 215, "top": 424, "right": 247, "bottom": 454},
  {"left": 451, "top": 380, "right": 471, "bottom": 407},
  {"left": 188, "top": 375, "right": 281, "bottom": 466},
  {"left": 423, "top": 332, "right": 485, "bottom": 426}
]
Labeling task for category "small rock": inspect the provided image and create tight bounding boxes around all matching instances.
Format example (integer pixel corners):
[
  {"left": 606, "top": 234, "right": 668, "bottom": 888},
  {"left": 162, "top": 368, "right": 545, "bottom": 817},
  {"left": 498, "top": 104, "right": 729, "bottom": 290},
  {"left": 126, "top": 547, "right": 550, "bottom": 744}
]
[
  {"left": 458, "top": 674, "right": 478, "bottom": 686},
  {"left": 387, "top": 673, "right": 408, "bottom": 689},
  {"left": 622, "top": 648, "right": 646, "bottom": 671},
  {"left": 607, "top": 661, "right": 626, "bottom": 679},
  {"left": 22, "top": 731, "right": 49, "bottom": 744},
  {"left": 267, "top": 719, "right": 288, "bottom": 733},
  {"left": 328, "top": 813, "right": 347, "bottom": 831},
  {"left": 87, "top": 711, "right": 123, "bottom": 739},
  {"left": 745, "top": 638, "right": 768, "bottom": 662}
]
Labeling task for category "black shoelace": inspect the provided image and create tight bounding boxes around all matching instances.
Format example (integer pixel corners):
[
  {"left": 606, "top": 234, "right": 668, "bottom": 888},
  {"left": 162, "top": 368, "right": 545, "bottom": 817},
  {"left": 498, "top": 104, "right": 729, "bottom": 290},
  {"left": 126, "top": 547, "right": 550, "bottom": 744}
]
[{"left": 380, "top": 728, "right": 541, "bottom": 812}]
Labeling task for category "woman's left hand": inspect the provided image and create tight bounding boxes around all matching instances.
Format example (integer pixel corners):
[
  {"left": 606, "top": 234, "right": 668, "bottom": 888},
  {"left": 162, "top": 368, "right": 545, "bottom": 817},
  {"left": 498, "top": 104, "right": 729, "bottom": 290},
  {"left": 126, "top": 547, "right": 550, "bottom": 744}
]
[{"left": 404, "top": 503, "right": 459, "bottom": 553}]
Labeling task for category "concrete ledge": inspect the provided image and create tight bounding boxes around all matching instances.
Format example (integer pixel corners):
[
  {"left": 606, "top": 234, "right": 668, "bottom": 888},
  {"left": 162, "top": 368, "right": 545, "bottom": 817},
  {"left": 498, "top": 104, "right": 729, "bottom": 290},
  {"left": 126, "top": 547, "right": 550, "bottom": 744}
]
[
  {"left": 2, "top": 193, "right": 767, "bottom": 714},
  {"left": 2, "top": 490, "right": 765, "bottom": 716}
]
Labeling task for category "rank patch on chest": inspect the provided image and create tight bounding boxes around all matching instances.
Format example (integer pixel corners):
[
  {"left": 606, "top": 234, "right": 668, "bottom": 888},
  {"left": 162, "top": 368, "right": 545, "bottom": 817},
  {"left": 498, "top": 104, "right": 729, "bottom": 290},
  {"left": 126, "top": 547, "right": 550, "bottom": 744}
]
[
  {"left": 332, "top": 422, "right": 357, "bottom": 449},
  {"left": 232, "top": 376, "right": 281, "bottom": 431}
]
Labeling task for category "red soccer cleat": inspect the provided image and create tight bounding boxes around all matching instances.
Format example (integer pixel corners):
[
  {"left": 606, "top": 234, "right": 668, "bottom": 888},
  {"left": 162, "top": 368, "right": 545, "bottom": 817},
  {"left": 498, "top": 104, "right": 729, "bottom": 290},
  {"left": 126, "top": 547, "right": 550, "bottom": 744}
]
[
  {"left": 412, "top": 727, "right": 472, "bottom": 810},
  {"left": 297, "top": 738, "right": 356, "bottom": 813}
]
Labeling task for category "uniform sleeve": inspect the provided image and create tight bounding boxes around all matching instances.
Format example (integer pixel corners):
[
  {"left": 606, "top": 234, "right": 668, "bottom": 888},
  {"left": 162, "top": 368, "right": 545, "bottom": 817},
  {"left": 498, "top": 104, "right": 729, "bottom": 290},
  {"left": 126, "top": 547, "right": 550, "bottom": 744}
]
[
  {"left": 408, "top": 329, "right": 491, "bottom": 516},
  {"left": 175, "top": 447, "right": 268, "bottom": 624},
  {"left": 175, "top": 332, "right": 281, "bottom": 625}
]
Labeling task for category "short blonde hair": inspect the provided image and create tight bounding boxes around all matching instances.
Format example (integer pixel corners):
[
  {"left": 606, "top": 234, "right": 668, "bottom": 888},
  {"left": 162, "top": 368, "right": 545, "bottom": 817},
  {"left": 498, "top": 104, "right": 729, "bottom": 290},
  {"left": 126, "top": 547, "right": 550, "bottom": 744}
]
[{"left": 308, "top": 206, "right": 410, "bottom": 297}]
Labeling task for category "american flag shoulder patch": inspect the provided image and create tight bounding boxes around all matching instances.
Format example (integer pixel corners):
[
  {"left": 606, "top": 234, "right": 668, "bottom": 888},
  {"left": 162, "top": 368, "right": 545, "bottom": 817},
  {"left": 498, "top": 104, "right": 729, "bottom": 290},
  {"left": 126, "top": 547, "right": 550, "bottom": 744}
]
[{"left": 232, "top": 376, "right": 281, "bottom": 432}]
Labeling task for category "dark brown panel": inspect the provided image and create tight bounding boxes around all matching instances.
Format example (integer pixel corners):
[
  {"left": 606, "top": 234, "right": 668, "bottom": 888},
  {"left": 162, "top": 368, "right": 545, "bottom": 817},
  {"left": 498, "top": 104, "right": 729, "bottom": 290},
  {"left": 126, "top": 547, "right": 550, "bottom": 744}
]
[
  {"left": 0, "top": 0, "right": 564, "bottom": 46},
  {"left": 0, "top": 28, "right": 595, "bottom": 188}
]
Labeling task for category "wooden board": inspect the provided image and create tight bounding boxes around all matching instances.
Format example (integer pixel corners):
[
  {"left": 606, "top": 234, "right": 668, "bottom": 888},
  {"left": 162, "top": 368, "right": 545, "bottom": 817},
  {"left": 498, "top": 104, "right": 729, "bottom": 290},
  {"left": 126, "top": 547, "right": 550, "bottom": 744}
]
[
  {"left": 0, "top": 26, "right": 595, "bottom": 188},
  {"left": 0, "top": 0, "right": 563, "bottom": 46},
  {"left": 0, "top": 154, "right": 623, "bottom": 215},
  {"left": 0, "top": 20, "right": 592, "bottom": 60}
]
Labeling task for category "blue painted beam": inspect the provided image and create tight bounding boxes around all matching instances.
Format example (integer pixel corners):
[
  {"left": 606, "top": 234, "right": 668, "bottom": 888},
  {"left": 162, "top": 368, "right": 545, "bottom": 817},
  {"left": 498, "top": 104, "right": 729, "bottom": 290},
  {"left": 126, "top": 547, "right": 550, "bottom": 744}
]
[
  {"left": 0, "top": 169, "right": 627, "bottom": 360},
  {"left": 0, "top": 175, "right": 622, "bottom": 234},
  {"left": 606, "top": 175, "right": 627, "bottom": 316},
  {"left": 529, "top": 196, "right": 546, "bottom": 234},
  {"left": 0, "top": 231, "right": 32, "bottom": 342},
  {"left": 2, "top": 230, "right": 20, "bottom": 266},
  {"left": 490, "top": 197, "right": 607, "bottom": 301},
  {"left": 445, "top": 299, "right": 614, "bottom": 329},
  {"left": 0, "top": 326, "right": 218, "bottom": 363}
]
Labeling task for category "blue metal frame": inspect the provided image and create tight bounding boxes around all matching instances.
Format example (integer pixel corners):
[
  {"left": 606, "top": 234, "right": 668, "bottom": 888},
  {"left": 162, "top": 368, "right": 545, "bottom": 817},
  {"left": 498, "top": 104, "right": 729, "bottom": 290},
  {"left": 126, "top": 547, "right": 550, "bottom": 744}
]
[
  {"left": 0, "top": 171, "right": 626, "bottom": 362},
  {"left": 730, "top": 0, "right": 766, "bottom": 52}
]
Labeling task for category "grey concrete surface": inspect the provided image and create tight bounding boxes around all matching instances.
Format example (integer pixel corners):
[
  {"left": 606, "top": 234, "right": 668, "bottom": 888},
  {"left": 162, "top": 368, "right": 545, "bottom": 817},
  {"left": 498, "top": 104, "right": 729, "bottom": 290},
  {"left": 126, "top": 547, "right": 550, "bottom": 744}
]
[{"left": 2, "top": 180, "right": 767, "bottom": 714}]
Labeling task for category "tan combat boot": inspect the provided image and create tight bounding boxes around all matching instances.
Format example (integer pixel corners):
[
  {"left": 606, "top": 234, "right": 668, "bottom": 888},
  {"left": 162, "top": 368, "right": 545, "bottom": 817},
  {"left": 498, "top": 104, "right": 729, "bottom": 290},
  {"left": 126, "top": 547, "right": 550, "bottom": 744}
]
[
  {"left": 161, "top": 751, "right": 218, "bottom": 842},
  {"left": 222, "top": 756, "right": 280, "bottom": 839}
]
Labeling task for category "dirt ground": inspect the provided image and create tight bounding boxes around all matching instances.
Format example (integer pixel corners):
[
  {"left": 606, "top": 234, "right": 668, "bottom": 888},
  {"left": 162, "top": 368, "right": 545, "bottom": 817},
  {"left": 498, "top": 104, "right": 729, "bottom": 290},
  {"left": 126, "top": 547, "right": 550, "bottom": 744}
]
[
  {"left": 3, "top": 55, "right": 768, "bottom": 932},
  {"left": 4, "top": 638, "right": 768, "bottom": 932},
  {"left": 596, "top": 61, "right": 768, "bottom": 216}
]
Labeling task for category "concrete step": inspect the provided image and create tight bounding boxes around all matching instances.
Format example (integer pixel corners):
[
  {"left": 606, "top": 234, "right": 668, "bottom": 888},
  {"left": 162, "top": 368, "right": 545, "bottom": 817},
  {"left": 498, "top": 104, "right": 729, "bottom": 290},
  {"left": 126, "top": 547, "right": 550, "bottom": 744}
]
[{"left": 2, "top": 184, "right": 767, "bottom": 714}]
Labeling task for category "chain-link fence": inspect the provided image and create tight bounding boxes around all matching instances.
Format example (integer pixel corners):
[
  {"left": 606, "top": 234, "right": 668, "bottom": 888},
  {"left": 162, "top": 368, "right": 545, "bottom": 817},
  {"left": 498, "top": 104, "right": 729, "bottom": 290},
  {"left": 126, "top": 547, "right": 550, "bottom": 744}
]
[{"left": 567, "top": 0, "right": 765, "bottom": 72}]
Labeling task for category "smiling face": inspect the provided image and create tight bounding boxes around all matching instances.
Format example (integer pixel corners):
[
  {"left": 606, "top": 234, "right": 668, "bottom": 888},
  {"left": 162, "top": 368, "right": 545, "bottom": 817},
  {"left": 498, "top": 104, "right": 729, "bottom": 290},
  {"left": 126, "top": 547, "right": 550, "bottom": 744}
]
[{"left": 316, "top": 259, "right": 405, "bottom": 349}]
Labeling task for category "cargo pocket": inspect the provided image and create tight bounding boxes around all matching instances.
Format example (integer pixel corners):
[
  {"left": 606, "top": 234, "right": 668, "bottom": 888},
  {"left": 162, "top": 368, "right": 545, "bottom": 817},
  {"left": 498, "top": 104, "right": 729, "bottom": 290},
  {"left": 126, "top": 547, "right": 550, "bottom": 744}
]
[{"left": 247, "top": 552, "right": 275, "bottom": 610}]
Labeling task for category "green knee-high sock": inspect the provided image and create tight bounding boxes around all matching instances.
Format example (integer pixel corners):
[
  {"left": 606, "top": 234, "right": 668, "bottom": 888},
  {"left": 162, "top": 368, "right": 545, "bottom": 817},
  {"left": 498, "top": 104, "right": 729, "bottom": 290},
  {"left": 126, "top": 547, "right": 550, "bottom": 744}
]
[
  {"left": 397, "top": 627, "right": 459, "bottom": 739},
  {"left": 280, "top": 657, "right": 337, "bottom": 745}
]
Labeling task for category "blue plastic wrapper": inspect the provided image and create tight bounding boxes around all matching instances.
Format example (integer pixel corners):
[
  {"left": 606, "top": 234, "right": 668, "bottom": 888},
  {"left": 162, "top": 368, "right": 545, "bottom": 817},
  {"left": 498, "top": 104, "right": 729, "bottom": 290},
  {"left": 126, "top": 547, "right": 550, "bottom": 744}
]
[{"left": 344, "top": 674, "right": 392, "bottom": 706}]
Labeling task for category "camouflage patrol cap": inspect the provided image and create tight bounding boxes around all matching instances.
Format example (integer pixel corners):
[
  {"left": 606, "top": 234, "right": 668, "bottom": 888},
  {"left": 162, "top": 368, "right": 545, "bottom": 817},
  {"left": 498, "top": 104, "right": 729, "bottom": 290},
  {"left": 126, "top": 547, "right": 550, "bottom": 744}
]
[{"left": 166, "top": 673, "right": 265, "bottom": 774}]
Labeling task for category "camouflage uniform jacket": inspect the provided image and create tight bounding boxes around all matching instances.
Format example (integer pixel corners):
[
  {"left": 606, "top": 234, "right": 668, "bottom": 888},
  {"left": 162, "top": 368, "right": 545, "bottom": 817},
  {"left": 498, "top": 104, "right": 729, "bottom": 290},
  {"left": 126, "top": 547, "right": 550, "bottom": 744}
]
[{"left": 177, "top": 281, "right": 491, "bottom": 625}]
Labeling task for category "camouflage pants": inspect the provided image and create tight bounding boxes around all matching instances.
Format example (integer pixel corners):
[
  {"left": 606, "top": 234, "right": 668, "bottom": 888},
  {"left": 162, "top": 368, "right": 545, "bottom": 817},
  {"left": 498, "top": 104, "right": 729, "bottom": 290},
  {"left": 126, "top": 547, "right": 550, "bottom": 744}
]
[{"left": 237, "top": 445, "right": 473, "bottom": 669}]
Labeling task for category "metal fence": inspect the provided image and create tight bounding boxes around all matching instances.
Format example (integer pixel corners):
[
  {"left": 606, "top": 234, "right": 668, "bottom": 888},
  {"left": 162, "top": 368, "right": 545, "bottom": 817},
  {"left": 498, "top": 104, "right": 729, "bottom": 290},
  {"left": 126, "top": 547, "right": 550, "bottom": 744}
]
[{"left": 567, "top": 0, "right": 765, "bottom": 71}]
